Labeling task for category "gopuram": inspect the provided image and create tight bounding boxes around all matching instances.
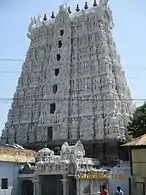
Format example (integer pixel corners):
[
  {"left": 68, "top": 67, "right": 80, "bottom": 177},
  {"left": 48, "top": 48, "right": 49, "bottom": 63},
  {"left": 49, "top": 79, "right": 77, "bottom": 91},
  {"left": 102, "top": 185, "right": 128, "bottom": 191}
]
[
  {"left": 1, "top": 0, "right": 133, "bottom": 163},
  {"left": 19, "top": 141, "right": 109, "bottom": 195}
]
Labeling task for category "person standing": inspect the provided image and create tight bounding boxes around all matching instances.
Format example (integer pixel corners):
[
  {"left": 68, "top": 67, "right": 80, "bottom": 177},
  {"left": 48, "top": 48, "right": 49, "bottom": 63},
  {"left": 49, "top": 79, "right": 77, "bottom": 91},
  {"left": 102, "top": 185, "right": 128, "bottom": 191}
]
[
  {"left": 100, "top": 185, "right": 109, "bottom": 195},
  {"left": 115, "top": 186, "right": 124, "bottom": 195}
]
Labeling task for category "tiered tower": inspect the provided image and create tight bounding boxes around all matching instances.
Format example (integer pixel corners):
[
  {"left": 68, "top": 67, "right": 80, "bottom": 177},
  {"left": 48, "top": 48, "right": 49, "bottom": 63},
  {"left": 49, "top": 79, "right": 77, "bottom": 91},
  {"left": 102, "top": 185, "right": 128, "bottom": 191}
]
[{"left": 1, "top": 0, "right": 132, "bottom": 161}]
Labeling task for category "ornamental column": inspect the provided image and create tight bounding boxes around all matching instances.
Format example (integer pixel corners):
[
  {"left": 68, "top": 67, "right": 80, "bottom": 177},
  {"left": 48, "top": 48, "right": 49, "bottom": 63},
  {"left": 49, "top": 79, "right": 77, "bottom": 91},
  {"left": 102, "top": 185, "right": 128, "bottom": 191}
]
[
  {"left": 17, "top": 179, "right": 22, "bottom": 195},
  {"left": 61, "top": 175, "right": 68, "bottom": 195},
  {"left": 76, "top": 178, "right": 81, "bottom": 195},
  {"left": 33, "top": 176, "right": 41, "bottom": 195}
]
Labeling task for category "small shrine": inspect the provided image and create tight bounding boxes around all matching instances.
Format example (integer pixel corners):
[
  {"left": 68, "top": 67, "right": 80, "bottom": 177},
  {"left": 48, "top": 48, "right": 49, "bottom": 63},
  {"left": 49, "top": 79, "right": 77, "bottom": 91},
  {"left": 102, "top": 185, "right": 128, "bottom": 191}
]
[{"left": 19, "top": 141, "right": 109, "bottom": 195}]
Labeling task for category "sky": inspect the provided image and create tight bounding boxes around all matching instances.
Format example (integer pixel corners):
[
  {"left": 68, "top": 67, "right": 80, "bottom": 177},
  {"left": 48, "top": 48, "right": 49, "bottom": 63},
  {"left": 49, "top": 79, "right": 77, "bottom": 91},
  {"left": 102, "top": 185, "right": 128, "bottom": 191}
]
[{"left": 0, "top": 0, "right": 146, "bottom": 132}]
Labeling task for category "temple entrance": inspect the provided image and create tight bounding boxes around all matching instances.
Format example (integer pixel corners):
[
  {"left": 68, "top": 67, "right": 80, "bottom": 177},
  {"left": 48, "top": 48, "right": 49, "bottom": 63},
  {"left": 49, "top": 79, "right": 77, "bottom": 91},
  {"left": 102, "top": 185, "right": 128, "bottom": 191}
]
[
  {"left": 21, "top": 180, "right": 33, "bottom": 195},
  {"left": 40, "top": 175, "right": 63, "bottom": 195},
  {"left": 68, "top": 176, "right": 76, "bottom": 195}
]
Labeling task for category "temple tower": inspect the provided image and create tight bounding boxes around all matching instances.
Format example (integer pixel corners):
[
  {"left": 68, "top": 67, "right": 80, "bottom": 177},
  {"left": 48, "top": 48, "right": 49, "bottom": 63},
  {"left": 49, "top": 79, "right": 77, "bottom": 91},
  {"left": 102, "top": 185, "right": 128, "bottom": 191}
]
[{"left": 1, "top": 1, "right": 132, "bottom": 162}]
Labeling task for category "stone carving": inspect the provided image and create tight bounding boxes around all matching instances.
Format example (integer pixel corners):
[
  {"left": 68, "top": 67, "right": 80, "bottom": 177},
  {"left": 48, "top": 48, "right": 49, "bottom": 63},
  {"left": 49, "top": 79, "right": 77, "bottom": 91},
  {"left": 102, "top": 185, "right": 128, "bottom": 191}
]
[
  {"left": 60, "top": 140, "right": 85, "bottom": 162},
  {"left": 99, "top": 0, "right": 109, "bottom": 6},
  {"left": 23, "top": 163, "right": 32, "bottom": 171},
  {"left": 68, "top": 163, "right": 76, "bottom": 174},
  {"left": 34, "top": 141, "right": 108, "bottom": 177},
  {"left": 1, "top": 2, "right": 133, "bottom": 146},
  {"left": 36, "top": 15, "right": 42, "bottom": 25},
  {"left": 36, "top": 148, "right": 54, "bottom": 162},
  {"left": 19, "top": 162, "right": 35, "bottom": 174},
  {"left": 60, "top": 142, "right": 71, "bottom": 160},
  {"left": 59, "top": 5, "right": 65, "bottom": 12},
  {"left": 74, "top": 140, "right": 85, "bottom": 159}
]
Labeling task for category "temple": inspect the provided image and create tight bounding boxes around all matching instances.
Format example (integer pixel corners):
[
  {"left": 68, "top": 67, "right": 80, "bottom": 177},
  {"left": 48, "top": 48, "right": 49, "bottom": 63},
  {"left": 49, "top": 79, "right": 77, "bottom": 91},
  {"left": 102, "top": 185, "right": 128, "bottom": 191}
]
[
  {"left": 18, "top": 141, "right": 130, "bottom": 195},
  {"left": 0, "top": 141, "right": 131, "bottom": 195},
  {"left": 1, "top": 0, "right": 133, "bottom": 163}
]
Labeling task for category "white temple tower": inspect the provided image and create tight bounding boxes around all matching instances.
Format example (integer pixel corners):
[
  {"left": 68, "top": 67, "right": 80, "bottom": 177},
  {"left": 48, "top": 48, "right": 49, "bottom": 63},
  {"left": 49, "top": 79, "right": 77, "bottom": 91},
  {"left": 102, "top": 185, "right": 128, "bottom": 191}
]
[{"left": 1, "top": 1, "right": 132, "bottom": 161}]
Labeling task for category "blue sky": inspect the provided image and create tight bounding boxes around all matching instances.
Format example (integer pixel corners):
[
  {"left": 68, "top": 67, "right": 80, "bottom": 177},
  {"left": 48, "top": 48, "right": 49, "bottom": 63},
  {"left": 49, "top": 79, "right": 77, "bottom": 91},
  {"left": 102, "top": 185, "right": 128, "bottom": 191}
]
[{"left": 0, "top": 0, "right": 146, "bottom": 132}]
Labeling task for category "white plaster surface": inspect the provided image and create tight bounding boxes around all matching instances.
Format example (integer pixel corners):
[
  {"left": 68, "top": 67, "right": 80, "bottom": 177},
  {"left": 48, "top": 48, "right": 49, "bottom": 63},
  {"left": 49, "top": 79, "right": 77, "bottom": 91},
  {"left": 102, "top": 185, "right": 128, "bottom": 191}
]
[
  {"left": 1, "top": 2, "right": 133, "bottom": 145},
  {"left": 0, "top": 162, "right": 21, "bottom": 195}
]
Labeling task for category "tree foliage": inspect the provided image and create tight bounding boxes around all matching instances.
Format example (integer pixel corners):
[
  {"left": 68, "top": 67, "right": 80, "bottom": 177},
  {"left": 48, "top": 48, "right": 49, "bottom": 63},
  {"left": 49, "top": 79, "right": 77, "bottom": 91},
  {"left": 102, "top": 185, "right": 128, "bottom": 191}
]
[{"left": 127, "top": 102, "right": 146, "bottom": 138}]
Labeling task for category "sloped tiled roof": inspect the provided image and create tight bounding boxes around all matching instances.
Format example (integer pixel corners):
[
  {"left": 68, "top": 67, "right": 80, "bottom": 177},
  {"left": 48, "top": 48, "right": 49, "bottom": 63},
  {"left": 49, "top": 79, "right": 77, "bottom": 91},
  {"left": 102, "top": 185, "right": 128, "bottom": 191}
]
[{"left": 122, "top": 134, "right": 146, "bottom": 147}]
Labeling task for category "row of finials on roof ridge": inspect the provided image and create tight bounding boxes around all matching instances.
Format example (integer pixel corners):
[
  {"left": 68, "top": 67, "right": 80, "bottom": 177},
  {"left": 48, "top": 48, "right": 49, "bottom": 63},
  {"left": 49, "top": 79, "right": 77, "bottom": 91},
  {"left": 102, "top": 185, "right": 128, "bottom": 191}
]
[{"left": 43, "top": 0, "right": 98, "bottom": 21}]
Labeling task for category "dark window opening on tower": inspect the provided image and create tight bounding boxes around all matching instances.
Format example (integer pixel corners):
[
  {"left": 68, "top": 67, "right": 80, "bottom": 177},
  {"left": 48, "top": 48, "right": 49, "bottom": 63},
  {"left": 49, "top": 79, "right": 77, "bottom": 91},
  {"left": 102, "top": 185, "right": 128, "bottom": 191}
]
[
  {"left": 60, "top": 29, "right": 64, "bottom": 36},
  {"left": 14, "top": 135, "right": 17, "bottom": 143},
  {"left": 6, "top": 137, "right": 8, "bottom": 144},
  {"left": 58, "top": 40, "right": 62, "bottom": 48},
  {"left": 47, "top": 127, "right": 53, "bottom": 141},
  {"left": 115, "top": 85, "right": 118, "bottom": 91},
  {"left": 50, "top": 103, "right": 56, "bottom": 114},
  {"left": 55, "top": 68, "right": 59, "bottom": 76},
  {"left": 57, "top": 54, "right": 61, "bottom": 61},
  {"left": 53, "top": 85, "right": 57, "bottom": 94}
]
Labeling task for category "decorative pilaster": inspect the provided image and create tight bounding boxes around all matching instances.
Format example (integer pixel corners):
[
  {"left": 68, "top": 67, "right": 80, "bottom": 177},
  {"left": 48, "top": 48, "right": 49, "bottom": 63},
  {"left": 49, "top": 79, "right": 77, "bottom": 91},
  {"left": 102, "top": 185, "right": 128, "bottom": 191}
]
[
  {"left": 61, "top": 175, "right": 68, "bottom": 195},
  {"left": 76, "top": 178, "right": 81, "bottom": 195},
  {"left": 17, "top": 179, "right": 22, "bottom": 195},
  {"left": 33, "top": 181, "right": 36, "bottom": 195},
  {"left": 33, "top": 177, "right": 40, "bottom": 195}
]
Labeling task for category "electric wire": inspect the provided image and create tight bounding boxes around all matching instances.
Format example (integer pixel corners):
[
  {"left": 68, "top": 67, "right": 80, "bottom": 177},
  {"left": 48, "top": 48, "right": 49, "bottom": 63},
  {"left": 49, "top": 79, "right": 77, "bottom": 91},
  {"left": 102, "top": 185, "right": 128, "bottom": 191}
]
[
  {"left": 0, "top": 71, "right": 20, "bottom": 74},
  {"left": 0, "top": 58, "right": 146, "bottom": 70},
  {"left": 0, "top": 58, "right": 145, "bottom": 104},
  {"left": 0, "top": 69, "right": 146, "bottom": 76},
  {"left": 0, "top": 97, "right": 144, "bottom": 103},
  {"left": 0, "top": 58, "right": 23, "bottom": 62}
]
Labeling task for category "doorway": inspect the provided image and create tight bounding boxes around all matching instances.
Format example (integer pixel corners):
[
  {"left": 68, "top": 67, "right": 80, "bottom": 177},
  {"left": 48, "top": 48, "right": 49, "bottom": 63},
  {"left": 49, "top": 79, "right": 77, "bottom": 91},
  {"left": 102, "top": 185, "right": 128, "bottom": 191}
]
[
  {"left": 68, "top": 176, "right": 76, "bottom": 195},
  {"left": 40, "top": 175, "right": 63, "bottom": 195},
  {"left": 21, "top": 180, "right": 33, "bottom": 195}
]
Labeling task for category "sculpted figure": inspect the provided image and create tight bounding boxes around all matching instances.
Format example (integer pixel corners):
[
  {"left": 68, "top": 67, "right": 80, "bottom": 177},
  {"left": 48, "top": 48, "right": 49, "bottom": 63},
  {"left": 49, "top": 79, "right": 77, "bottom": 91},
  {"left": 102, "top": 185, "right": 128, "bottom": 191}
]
[
  {"left": 60, "top": 142, "right": 71, "bottom": 160},
  {"left": 36, "top": 15, "right": 42, "bottom": 25},
  {"left": 74, "top": 140, "right": 85, "bottom": 159},
  {"left": 59, "top": 4, "right": 65, "bottom": 12}
]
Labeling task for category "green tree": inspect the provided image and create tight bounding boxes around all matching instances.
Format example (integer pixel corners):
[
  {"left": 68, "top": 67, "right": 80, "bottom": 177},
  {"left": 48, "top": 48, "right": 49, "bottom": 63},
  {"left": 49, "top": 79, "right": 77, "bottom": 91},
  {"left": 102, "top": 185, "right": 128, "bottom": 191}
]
[{"left": 127, "top": 102, "right": 146, "bottom": 138}]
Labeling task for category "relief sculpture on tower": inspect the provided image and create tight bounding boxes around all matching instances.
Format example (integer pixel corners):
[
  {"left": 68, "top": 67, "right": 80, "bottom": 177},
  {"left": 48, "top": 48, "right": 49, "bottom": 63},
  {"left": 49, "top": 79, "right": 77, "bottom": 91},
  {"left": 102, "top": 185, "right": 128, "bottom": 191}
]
[{"left": 1, "top": 1, "right": 133, "bottom": 160}]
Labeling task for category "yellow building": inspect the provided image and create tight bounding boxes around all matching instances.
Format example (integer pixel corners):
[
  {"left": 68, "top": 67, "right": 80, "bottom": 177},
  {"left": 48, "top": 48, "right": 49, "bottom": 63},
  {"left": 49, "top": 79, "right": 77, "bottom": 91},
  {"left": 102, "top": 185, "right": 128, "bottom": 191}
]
[
  {"left": 0, "top": 146, "right": 36, "bottom": 195},
  {"left": 123, "top": 134, "right": 146, "bottom": 195},
  {"left": 0, "top": 146, "right": 35, "bottom": 163}
]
